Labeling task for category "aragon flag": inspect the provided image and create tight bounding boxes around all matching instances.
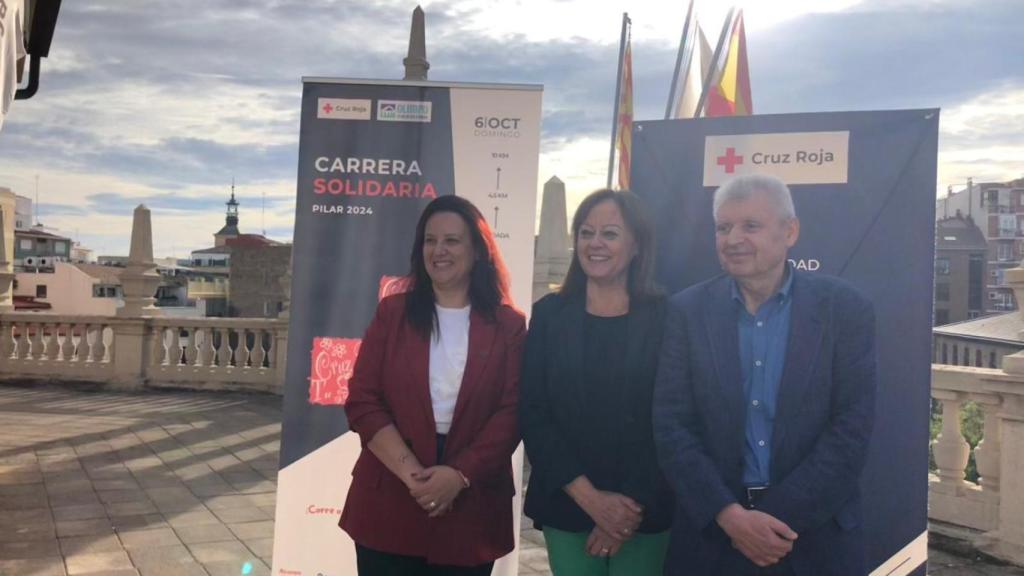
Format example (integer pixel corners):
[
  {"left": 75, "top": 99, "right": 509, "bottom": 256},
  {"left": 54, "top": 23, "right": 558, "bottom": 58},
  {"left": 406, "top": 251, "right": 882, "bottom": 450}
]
[
  {"left": 706, "top": 9, "right": 752, "bottom": 117},
  {"left": 616, "top": 37, "right": 633, "bottom": 189}
]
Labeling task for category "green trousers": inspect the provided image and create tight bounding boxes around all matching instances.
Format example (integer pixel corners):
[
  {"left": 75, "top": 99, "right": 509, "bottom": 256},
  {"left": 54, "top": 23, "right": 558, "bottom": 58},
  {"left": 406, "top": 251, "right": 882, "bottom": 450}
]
[{"left": 542, "top": 526, "right": 670, "bottom": 576}]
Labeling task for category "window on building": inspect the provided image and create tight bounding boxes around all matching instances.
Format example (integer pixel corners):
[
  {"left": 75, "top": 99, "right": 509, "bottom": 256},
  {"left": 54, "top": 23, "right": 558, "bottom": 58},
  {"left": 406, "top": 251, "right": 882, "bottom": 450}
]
[
  {"left": 963, "top": 347, "right": 971, "bottom": 367},
  {"left": 19, "top": 239, "right": 31, "bottom": 250},
  {"left": 998, "top": 242, "right": 1014, "bottom": 261},
  {"left": 92, "top": 285, "right": 119, "bottom": 298},
  {"left": 37, "top": 238, "right": 48, "bottom": 245},
  {"left": 942, "top": 342, "right": 948, "bottom": 364},
  {"left": 54, "top": 241, "right": 66, "bottom": 254},
  {"left": 976, "top": 350, "right": 983, "bottom": 367},
  {"left": 36, "top": 285, "right": 47, "bottom": 298},
  {"left": 935, "top": 283, "right": 950, "bottom": 302},
  {"left": 935, "top": 258, "right": 950, "bottom": 275},
  {"left": 952, "top": 346, "right": 959, "bottom": 365},
  {"left": 990, "top": 351, "right": 997, "bottom": 369},
  {"left": 935, "top": 309, "right": 950, "bottom": 326},
  {"left": 969, "top": 255, "right": 984, "bottom": 311}
]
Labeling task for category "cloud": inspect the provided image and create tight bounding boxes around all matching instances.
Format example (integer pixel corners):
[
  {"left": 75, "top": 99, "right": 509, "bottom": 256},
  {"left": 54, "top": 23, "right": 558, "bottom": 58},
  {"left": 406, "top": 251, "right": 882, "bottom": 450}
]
[{"left": 1, "top": 0, "right": 1022, "bottom": 258}]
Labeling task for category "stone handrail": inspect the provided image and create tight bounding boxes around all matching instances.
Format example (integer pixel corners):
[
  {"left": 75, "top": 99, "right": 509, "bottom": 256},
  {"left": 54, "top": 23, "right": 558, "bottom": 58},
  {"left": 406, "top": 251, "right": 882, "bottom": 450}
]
[
  {"left": 147, "top": 316, "right": 287, "bottom": 394},
  {"left": 0, "top": 312, "right": 288, "bottom": 395},
  {"left": 931, "top": 362, "right": 1024, "bottom": 564}
]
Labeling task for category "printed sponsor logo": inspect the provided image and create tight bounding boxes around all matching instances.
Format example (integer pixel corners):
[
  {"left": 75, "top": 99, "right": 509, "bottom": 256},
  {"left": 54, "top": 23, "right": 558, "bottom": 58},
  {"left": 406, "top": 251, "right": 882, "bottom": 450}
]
[
  {"left": 379, "top": 275, "right": 413, "bottom": 301},
  {"left": 308, "top": 338, "right": 361, "bottom": 406},
  {"left": 703, "top": 131, "right": 849, "bottom": 186},
  {"left": 278, "top": 570, "right": 302, "bottom": 576},
  {"left": 316, "top": 98, "right": 371, "bottom": 120},
  {"left": 473, "top": 116, "right": 522, "bottom": 138},
  {"left": 377, "top": 100, "right": 432, "bottom": 122}
]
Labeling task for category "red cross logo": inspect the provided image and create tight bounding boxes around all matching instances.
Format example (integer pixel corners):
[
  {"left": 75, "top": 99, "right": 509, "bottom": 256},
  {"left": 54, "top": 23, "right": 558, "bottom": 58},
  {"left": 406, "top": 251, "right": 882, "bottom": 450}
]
[
  {"left": 717, "top": 147, "right": 744, "bottom": 173},
  {"left": 322, "top": 102, "right": 334, "bottom": 115}
]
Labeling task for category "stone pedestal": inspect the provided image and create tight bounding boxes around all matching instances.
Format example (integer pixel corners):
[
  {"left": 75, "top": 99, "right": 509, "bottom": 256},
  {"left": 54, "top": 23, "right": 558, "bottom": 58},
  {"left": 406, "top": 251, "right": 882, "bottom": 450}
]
[{"left": 110, "top": 320, "right": 147, "bottom": 391}]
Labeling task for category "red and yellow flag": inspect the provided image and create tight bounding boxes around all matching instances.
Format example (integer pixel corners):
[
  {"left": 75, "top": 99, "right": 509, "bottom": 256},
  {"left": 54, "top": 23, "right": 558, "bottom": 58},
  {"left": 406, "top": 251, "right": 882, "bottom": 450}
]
[
  {"left": 706, "top": 10, "right": 752, "bottom": 117},
  {"left": 616, "top": 40, "right": 634, "bottom": 190}
]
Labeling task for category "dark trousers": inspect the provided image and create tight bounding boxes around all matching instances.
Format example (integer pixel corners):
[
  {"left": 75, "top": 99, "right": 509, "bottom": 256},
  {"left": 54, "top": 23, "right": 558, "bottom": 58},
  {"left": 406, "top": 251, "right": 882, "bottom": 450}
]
[
  {"left": 718, "top": 549, "right": 795, "bottom": 576},
  {"left": 355, "top": 544, "right": 494, "bottom": 576}
]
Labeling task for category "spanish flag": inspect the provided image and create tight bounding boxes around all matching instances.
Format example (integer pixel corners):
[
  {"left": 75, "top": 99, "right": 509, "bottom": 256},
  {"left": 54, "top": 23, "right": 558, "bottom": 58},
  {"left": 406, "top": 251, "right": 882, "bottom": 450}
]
[
  {"left": 616, "top": 37, "right": 633, "bottom": 190},
  {"left": 706, "top": 10, "right": 752, "bottom": 117}
]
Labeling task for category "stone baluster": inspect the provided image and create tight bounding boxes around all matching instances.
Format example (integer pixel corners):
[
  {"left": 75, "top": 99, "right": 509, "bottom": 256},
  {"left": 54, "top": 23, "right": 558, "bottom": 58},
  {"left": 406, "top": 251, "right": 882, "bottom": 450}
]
[
  {"left": 200, "top": 328, "right": 216, "bottom": 367},
  {"left": 101, "top": 326, "right": 113, "bottom": 364},
  {"left": 238, "top": 329, "right": 252, "bottom": 369},
  {"left": 83, "top": 325, "right": 96, "bottom": 363},
  {"left": 217, "top": 328, "right": 232, "bottom": 367},
  {"left": 28, "top": 323, "right": 43, "bottom": 360},
  {"left": 184, "top": 327, "right": 198, "bottom": 366},
  {"left": 170, "top": 328, "right": 182, "bottom": 366},
  {"left": 932, "top": 391, "right": 970, "bottom": 492},
  {"left": 252, "top": 330, "right": 267, "bottom": 369},
  {"left": 45, "top": 325, "right": 60, "bottom": 361},
  {"left": 972, "top": 395, "right": 1002, "bottom": 495}
]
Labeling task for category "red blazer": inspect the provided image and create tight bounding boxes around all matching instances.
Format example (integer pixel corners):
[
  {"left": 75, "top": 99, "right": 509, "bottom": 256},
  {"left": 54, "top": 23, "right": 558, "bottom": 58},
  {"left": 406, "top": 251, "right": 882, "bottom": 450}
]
[{"left": 340, "top": 293, "right": 526, "bottom": 566}]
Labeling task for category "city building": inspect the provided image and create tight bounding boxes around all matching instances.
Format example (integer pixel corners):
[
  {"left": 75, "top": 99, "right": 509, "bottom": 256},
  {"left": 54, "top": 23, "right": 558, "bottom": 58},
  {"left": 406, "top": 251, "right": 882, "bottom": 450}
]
[
  {"left": 190, "top": 186, "right": 288, "bottom": 317},
  {"left": 13, "top": 226, "right": 72, "bottom": 270},
  {"left": 229, "top": 242, "right": 291, "bottom": 318},
  {"left": 937, "top": 178, "right": 1024, "bottom": 314},
  {"left": 13, "top": 262, "right": 124, "bottom": 315},
  {"left": 934, "top": 214, "right": 987, "bottom": 325}
]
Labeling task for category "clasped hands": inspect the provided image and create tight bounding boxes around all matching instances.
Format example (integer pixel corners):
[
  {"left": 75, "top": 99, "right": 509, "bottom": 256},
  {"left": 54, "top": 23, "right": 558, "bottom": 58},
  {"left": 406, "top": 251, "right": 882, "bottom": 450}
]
[
  {"left": 716, "top": 503, "right": 799, "bottom": 567},
  {"left": 404, "top": 465, "right": 466, "bottom": 518},
  {"left": 581, "top": 490, "right": 644, "bottom": 558}
]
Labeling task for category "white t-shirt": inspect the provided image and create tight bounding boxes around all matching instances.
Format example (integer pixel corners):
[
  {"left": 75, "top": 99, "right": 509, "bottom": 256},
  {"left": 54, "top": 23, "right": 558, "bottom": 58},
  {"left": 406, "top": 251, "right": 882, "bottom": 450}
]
[
  {"left": 429, "top": 304, "right": 470, "bottom": 434},
  {"left": 0, "top": 0, "right": 25, "bottom": 132}
]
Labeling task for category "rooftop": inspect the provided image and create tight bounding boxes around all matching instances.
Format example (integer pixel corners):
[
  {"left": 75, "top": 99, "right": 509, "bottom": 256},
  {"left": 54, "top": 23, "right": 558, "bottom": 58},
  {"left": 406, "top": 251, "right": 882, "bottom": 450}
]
[
  {"left": 937, "top": 215, "right": 987, "bottom": 251},
  {"left": 934, "top": 312, "right": 1024, "bottom": 345}
]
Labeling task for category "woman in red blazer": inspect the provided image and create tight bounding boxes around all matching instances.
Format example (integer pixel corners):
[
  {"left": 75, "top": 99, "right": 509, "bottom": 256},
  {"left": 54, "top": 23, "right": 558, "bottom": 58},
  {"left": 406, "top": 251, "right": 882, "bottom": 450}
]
[{"left": 341, "top": 195, "right": 526, "bottom": 575}]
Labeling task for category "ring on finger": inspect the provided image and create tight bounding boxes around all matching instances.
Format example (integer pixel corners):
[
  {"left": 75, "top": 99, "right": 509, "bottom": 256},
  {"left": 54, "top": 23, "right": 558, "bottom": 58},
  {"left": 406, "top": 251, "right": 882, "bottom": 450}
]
[{"left": 428, "top": 501, "right": 437, "bottom": 509}]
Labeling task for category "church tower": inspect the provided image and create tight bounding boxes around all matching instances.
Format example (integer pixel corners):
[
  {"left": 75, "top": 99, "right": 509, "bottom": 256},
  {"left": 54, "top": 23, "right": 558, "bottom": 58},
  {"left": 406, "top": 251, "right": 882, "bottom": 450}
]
[{"left": 214, "top": 180, "right": 241, "bottom": 247}]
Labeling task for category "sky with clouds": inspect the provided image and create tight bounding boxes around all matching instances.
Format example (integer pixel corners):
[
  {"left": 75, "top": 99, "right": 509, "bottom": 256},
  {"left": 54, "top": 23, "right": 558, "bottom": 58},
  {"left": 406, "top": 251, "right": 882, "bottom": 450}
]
[{"left": 0, "top": 0, "right": 1021, "bottom": 258}]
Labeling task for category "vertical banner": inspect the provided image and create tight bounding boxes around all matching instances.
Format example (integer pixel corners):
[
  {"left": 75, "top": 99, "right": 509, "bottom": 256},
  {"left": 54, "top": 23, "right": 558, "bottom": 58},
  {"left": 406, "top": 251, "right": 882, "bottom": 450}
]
[
  {"left": 630, "top": 110, "right": 938, "bottom": 576},
  {"left": 274, "top": 78, "right": 542, "bottom": 576}
]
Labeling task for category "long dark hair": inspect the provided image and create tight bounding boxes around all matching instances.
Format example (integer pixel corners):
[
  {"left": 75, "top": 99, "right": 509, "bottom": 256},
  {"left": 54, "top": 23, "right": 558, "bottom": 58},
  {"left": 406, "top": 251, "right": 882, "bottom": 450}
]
[
  {"left": 559, "top": 189, "right": 658, "bottom": 299},
  {"left": 405, "top": 195, "right": 512, "bottom": 337}
]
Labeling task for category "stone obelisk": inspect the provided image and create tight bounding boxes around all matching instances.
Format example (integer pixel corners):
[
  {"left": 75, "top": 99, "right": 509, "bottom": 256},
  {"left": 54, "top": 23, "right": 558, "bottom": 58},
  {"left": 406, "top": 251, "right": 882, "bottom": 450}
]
[
  {"left": 0, "top": 210, "right": 15, "bottom": 313},
  {"left": 533, "top": 176, "right": 572, "bottom": 300},
  {"left": 403, "top": 6, "right": 430, "bottom": 80},
  {"left": 118, "top": 205, "right": 162, "bottom": 317}
]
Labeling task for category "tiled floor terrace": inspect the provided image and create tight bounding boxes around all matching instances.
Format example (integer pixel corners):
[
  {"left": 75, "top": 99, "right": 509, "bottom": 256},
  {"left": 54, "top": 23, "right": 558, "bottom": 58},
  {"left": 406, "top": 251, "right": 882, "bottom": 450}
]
[{"left": 0, "top": 384, "right": 1020, "bottom": 576}]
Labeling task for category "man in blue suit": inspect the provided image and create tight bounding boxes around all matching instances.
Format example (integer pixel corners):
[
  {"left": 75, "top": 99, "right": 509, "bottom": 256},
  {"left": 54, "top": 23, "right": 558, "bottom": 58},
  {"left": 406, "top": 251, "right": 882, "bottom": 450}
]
[{"left": 653, "top": 174, "right": 876, "bottom": 576}]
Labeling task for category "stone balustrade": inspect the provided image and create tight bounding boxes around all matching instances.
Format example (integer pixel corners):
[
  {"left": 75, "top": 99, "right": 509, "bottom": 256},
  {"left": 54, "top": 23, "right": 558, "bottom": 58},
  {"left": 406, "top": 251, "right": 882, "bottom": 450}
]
[
  {"left": 0, "top": 312, "right": 287, "bottom": 394},
  {"left": 930, "top": 362, "right": 1024, "bottom": 564}
]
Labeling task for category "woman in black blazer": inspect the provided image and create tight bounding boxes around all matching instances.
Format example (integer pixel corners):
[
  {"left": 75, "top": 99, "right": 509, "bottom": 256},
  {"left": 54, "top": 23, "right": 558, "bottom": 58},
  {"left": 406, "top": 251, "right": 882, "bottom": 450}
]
[{"left": 520, "top": 189, "right": 672, "bottom": 576}]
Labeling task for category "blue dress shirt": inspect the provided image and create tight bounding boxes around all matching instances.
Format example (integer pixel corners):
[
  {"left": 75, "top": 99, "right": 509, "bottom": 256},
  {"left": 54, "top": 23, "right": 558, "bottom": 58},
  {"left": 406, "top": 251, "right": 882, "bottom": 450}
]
[{"left": 733, "top": 267, "right": 793, "bottom": 487}]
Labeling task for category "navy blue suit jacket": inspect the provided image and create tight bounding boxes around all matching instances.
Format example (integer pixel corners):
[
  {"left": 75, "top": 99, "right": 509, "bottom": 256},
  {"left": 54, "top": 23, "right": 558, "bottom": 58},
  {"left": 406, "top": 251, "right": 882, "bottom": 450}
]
[{"left": 653, "top": 271, "right": 877, "bottom": 576}]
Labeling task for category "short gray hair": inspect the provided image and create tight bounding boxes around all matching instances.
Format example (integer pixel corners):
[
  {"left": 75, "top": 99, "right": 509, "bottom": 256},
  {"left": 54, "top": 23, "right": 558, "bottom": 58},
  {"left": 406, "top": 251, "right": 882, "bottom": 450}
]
[{"left": 712, "top": 174, "right": 796, "bottom": 221}]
